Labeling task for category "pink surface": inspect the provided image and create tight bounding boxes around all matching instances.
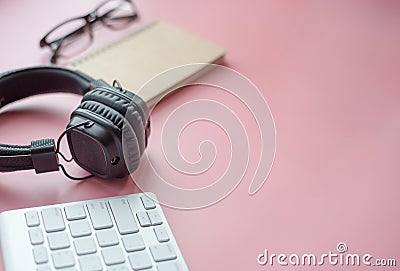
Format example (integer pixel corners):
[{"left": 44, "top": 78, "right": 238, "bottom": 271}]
[{"left": 1, "top": 0, "right": 400, "bottom": 270}]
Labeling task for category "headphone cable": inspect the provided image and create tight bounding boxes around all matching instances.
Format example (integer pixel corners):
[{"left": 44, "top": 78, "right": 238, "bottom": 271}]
[{"left": 55, "top": 121, "right": 95, "bottom": 181}]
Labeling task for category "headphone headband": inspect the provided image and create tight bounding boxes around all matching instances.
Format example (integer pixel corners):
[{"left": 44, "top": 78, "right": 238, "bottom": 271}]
[
  {"left": 0, "top": 66, "right": 94, "bottom": 108},
  {"left": 0, "top": 66, "right": 95, "bottom": 174}
]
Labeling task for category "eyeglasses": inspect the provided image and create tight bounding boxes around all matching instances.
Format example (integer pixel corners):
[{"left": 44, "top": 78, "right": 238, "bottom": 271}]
[{"left": 40, "top": 0, "right": 138, "bottom": 64}]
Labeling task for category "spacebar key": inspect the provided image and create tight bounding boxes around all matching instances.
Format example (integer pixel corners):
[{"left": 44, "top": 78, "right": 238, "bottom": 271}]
[{"left": 87, "top": 201, "right": 113, "bottom": 230}]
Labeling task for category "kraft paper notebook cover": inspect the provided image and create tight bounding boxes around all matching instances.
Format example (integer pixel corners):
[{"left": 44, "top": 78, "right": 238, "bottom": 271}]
[{"left": 68, "top": 20, "right": 226, "bottom": 106}]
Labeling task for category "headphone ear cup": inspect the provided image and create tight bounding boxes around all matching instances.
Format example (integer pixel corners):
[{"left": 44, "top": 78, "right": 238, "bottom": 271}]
[{"left": 77, "top": 100, "right": 142, "bottom": 174}]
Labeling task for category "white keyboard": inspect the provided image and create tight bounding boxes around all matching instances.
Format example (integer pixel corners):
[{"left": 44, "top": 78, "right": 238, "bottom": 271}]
[{"left": 0, "top": 193, "right": 188, "bottom": 271}]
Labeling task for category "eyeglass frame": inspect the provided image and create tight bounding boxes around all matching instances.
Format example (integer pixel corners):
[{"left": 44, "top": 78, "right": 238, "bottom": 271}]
[{"left": 39, "top": 0, "right": 138, "bottom": 63}]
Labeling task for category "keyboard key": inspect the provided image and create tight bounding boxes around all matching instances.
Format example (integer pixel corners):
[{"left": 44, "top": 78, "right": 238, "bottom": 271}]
[
  {"left": 65, "top": 204, "right": 86, "bottom": 220},
  {"left": 102, "top": 246, "right": 125, "bottom": 265},
  {"left": 33, "top": 246, "right": 48, "bottom": 264},
  {"left": 36, "top": 265, "right": 51, "bottom": 271},
  {"left": 140, "top": 196, "right": 156, "bottom": 210},
  {"left": 96, "top": 229, "right": 119, "bottom": 247},
  {"left": 51, "top": 250, "right": 75, "bottom": 268},
  {"left": 42, "top": 207, "right": 65, "bottom": 233},
  {"left": 128, "top": 251, "right": 152, "bottom": 270},
  {"left": 157, "top": 262, "right": 181, "bottom": 271},
  {"left": 79, "top": 255, "right": 102, "bottom": 271},
  {"left": 29, "top": 228, "right": 44, "bottom": 245},
  {"left": 69, "top": 220, "right": 91, "bottom": 237},
  {"left": 154, "top": 227, "right": 170, "bottom": 243},
  {"left": 107, "top": 264, "right": 130, "bottom": 271},
  {"left": 150, "top": 244, "right": 177, "bottom": 262},
  {"left": 122, "top": 235, "right": 145, "bottom": 252},
  {"left": 74, "top": 237, "right": 97, "bottom": 255},
  {"left": 48, "top": 232, "right": 70, "bottom": 250},
  {"left": 136, "top": 211, "right": 151, "bottom": 227},
  {"left": 87, "top": 201, "right": 113, "bottom": 230},
  {"left": 148, "top": 210, "right": 162, "bottom": 226},
  {"left": 25, "top": 211, "right": 40, "bottom": 227},
  {"left": 109, "top": 198, "right": 139, "bottom": 235}
]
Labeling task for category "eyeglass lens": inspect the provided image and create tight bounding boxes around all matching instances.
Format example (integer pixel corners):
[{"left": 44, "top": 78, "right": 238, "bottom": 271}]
[
  {"left": 48, "top": 19, "right": 92, "bottom": 59},
  {"left": 97, "top": 0, "right": 136, "bottom": 28}
]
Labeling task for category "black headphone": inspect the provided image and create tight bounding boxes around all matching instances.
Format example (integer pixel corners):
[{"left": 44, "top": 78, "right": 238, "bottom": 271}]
[{"left": 0, "top": 66, "right": 150, "bottom": 180}]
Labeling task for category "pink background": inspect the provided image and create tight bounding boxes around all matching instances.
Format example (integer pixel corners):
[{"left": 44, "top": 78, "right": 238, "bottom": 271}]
[{"left": 1, "top": 0, "right": 400, "bottom": 270}]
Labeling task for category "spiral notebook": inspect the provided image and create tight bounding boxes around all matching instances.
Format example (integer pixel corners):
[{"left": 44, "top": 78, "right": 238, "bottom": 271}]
[{"left": 68, "top": 20, "right": 226, "bottom": 107}]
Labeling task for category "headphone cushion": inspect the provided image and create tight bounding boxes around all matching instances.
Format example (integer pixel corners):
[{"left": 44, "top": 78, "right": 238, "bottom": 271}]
[
  {"left": 79, "top": 100, "right": 125, "bottom": 129},
  {"left": 122, "top": 124, "right": 141, "bottom": 173},
  {"left": 83, "top": 89, "right": 131, "bottom": 113},
  {"left": 82, "top": 88, "right": 147, "bottom": 153}
]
